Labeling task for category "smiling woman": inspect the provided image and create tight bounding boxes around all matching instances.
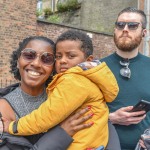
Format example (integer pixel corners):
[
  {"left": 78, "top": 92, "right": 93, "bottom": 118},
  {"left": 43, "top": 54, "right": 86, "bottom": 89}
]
[
  {"left": 17, "top": 38, "right": 54, "bottom": 95},
  {"left": 1, "top": 36, "right": 56, "bottom": 137}
]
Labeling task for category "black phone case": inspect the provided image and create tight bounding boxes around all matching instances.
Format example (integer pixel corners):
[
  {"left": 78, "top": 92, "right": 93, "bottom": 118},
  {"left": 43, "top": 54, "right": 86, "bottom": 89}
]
[{"left": 131, "top": 100, "right": 150, "bottom": 113}]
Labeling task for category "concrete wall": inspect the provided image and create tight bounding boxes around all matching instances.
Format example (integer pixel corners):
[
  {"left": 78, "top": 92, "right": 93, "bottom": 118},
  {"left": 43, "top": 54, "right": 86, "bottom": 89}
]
[
  {"left": 44, "top": 0, "right": 137, "bottom": 34},
  {"left": 80, "top": 0, "right": 137, "bottom": 34}
]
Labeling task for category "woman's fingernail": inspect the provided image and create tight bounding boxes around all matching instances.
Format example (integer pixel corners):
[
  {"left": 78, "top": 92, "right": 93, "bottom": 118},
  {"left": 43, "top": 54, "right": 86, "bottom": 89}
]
[
  {"left": 87, "top": 105, "right": 91, "bottom": 110},
  {"left": 90, "top": 122, "right": 94, "bottom": 126},
  {"left": 89, "top": 113, "right": 94, "bottom": 117}
]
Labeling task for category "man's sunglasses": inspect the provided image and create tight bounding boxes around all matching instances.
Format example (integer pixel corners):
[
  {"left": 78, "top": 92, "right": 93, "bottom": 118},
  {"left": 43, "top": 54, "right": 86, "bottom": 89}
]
[
  {"left": 115, "top": 22, "right": 140, "bottom": 30},
  {"left": 21, "top": 48, "right": 55, "bottom": 66},
  {"left": 120, "top": 59, "right": 131, "bottom": 78}
]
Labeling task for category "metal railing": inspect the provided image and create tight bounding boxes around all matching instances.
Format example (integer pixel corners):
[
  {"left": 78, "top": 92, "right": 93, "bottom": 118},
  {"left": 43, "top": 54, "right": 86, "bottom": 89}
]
[{"left": 0, "top": 79, "right": 17, "bottom": 88}]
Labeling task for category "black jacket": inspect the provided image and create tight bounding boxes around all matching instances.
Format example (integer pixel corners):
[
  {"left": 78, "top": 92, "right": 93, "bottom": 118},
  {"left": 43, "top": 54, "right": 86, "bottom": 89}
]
[
  {"left": 0, "top": 126, "right": 73, "bottom": 150},
  {"left": 0, "top": 83, "right": 19, "bottom": 98},
  {"left": 0, "top": 133, "right": 32, "bottom": 150}
]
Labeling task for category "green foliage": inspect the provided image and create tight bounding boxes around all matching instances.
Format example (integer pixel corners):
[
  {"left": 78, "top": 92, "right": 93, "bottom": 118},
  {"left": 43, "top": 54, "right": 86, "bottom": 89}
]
[
  {"left": 36, "top": 9, "right": 43, "bottom": 17},
  {"left": 57, "top": 0, "right": 81, "bottom": 13},
  {"left": 43, "top": 8, "right": 52, "bottom": 17},
  {"left": 47, "top": 14, "right": 61, "bottom": 23}
]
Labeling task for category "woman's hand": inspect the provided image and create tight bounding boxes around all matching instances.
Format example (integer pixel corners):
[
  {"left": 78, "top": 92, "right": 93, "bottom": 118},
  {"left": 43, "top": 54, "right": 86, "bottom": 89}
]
[
  {"left": 60, "top": 107, "right": 94, "bottom": 136},
  {"left": 2, "top": 116, "right": 12, "bottom": 133},
  {"left": 0, "top": 99, "right": 16, "bottom": 133},
  {"left": 0, "top": 112, "right": 4, "bottom": 137}
]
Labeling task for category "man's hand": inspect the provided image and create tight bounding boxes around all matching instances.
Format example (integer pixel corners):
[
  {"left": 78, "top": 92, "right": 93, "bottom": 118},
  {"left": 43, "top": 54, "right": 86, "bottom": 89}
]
[{"left": 109, "top": 106, "right": 146, "bottom": 126}]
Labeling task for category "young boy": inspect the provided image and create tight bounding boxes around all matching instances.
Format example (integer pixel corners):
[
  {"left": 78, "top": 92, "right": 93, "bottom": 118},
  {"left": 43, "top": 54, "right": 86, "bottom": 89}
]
[{"left": 5, "top": 30, "right": 119, "bottom": 149}]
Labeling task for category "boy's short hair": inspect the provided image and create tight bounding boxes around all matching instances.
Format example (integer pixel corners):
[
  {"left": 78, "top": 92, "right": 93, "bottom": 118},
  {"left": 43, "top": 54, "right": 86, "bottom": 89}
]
[{"left": 55, "top": 30, "right": 93, "bottom": 57}]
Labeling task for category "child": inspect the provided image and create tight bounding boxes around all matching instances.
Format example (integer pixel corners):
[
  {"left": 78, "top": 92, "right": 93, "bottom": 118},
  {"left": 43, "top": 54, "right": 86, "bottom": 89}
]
[{"left": 5, "top": 30, "right": 119, "bottom": 149}]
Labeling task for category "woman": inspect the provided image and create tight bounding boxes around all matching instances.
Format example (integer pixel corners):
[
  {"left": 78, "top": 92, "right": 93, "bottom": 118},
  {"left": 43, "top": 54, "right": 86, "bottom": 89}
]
[{"left": 0, "top": 36, "right": 93, "bottom": 150}]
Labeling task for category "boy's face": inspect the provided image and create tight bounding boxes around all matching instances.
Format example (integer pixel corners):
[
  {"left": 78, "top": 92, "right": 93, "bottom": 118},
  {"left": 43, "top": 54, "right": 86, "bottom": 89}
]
[{"left": 55, "top": 40, "right": 87, "bottom": 73}]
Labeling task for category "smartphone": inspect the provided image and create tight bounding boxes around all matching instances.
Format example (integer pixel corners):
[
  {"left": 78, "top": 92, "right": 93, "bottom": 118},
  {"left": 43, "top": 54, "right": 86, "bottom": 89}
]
[{"left": 130, "top": 99, "right": 150, "bottom": 113}]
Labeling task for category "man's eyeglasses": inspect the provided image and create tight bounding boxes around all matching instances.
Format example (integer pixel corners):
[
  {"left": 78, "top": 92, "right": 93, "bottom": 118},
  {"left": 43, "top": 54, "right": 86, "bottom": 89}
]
[
  {"left": 120, "top": 59, "right": 131, "bottom": 78},
  {"left": 0, "top": 112, "right": 4, "bottom": 140},
  {"left": 115, "top": 22, "right": 140, "bottom": 30},
  {"left": 21, "top": 48, "right": 55, "bottom": 66}
]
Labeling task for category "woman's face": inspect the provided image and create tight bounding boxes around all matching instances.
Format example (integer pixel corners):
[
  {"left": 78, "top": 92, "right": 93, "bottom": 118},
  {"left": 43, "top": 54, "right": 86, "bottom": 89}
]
[{"left": 18, "top": 39, "right": 54, "bottom": 93}]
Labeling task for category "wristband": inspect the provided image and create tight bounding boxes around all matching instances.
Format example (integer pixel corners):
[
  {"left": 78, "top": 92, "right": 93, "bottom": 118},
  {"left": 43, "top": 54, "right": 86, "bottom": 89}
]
[{"left": 12, "top": 121, "right": 18, "bottom": 134}]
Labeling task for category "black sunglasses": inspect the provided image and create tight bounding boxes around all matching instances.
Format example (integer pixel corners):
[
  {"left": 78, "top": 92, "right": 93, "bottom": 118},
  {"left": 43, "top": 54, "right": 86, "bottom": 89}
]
[
  {"left": 0, "top": 112, "right": 3, "bottom": 140},
  {"left": 115, "top": 22, "right": 140, "bottom": 30},
  {"left": 120, "top": 59, "right": 131, "bottom": 78},
  {"left": 21, "top": 48, "right": 55, "bottom": 66}
]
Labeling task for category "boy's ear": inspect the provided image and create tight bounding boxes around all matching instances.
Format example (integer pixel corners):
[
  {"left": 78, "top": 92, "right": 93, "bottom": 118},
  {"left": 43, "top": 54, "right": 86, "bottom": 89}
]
[{"left": 86, "top": 55, "right": 94, "bottom": 61}]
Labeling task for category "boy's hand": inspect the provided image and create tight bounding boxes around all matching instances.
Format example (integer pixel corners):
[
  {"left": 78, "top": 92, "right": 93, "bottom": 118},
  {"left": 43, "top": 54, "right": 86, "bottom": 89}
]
[{"left": 78, "top": 60, "right": 101, "bottom": 70}]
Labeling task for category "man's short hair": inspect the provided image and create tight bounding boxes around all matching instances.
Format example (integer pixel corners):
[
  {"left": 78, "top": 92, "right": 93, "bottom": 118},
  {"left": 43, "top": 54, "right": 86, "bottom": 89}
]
[{"left": 117, "top": 7, "right": 147, "bottom": 29}]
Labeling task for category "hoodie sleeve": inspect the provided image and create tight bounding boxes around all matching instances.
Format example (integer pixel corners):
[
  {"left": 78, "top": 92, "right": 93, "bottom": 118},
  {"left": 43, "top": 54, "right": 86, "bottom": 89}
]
[{"left": 81, "top": 62, "right": 119, "bottom": 102}]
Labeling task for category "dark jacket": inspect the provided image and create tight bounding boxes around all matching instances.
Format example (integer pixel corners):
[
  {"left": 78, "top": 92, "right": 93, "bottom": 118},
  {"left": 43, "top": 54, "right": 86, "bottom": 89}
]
[
  {"left": 0, "top": 133, "right": 32, "bottom": 150},
  {"left": 0, "top": 126, "right": 73, "bottom": 150},
  {"left": 0, "top": 83, "right": 19, "bottom": 98}
]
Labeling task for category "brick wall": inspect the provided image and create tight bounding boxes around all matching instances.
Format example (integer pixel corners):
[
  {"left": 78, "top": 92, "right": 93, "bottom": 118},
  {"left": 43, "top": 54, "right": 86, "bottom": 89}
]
[
  {"left": 36, "top": 21, "right": 116, "bottom": 58},
  {"left": 0, "top": 0, "right": 37, "bottom": 85}
]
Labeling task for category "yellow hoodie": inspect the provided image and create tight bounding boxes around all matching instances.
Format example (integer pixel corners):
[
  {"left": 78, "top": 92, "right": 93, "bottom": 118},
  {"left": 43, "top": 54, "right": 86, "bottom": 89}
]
[{"left": 9, "top": 62, "right": 119, "bottom": 150}]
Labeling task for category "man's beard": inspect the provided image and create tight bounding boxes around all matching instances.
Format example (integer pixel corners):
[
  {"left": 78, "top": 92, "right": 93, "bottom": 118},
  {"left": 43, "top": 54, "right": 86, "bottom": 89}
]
[{"left": 114, "top": 33, "right": 142, "bottom": 52}]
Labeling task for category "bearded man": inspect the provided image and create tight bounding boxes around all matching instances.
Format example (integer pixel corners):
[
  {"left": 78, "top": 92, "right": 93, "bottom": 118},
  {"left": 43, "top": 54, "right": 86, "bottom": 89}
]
[{"left": 101, "top": 7, "right": 149, "bottom": 150}]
